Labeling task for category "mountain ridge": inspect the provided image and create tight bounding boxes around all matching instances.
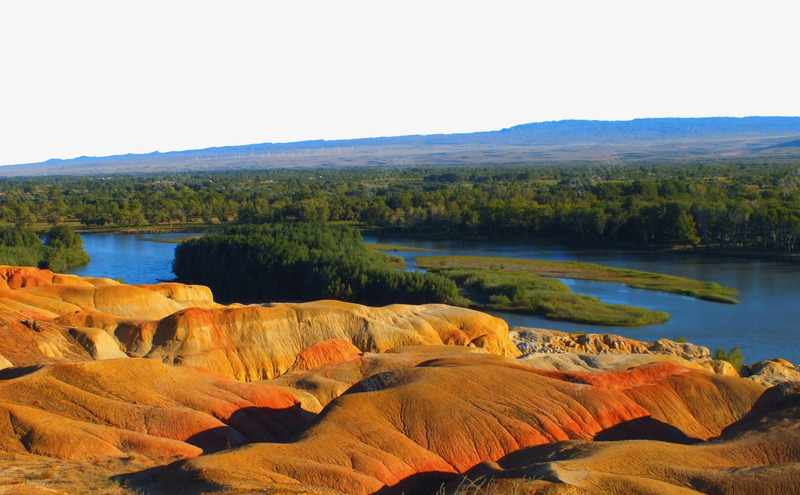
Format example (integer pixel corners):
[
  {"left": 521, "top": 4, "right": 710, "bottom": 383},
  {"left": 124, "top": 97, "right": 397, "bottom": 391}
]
[{"left": 3, "top": 116, "right": 800, "bottom": 176}]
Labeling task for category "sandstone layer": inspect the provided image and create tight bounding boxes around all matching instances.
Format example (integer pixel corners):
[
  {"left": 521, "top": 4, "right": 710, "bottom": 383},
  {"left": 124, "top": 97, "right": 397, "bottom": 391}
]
[{"left": 0, "top": 358, "right": 311, "bottom": 462}]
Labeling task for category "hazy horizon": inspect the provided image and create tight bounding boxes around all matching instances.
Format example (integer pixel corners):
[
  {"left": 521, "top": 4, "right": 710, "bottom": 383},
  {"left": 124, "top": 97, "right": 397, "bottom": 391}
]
[{"left": 10, "top": 114, "right": 800, "bottom": 167}]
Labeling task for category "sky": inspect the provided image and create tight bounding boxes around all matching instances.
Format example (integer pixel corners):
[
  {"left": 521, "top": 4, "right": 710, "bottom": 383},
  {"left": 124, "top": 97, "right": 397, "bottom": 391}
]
[{"left": 0, "top": 0, "right": 798, "bottom": 166}]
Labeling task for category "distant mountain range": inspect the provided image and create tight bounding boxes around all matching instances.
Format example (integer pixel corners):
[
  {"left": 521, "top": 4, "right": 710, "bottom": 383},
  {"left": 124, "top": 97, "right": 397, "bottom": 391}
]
[{"left": 3, "top": 116, "right": 800, "bottom": 176}]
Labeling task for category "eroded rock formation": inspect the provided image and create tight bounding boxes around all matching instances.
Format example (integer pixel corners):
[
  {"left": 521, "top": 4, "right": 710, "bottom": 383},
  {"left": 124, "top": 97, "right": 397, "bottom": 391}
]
[
  {"left": 0, "top": 358, "right": 311, "bottom": 462},
  {"left": 513, "top": 326, "right": 739, "bottom": 375},
  {"left": 0, "top": 266, "right": 518, "bottom": 380},
  {"left": 742, "top": 358, "right": 800, "bottom": 387},
  {"left": 0, "top": 265, "right": 796, "bottom": 494},
  {"left": 155, "top": 351, "right": 764, "bottom": 494},
  {"left": 454, "top": 381, "right": 800, "bottom": 494}
]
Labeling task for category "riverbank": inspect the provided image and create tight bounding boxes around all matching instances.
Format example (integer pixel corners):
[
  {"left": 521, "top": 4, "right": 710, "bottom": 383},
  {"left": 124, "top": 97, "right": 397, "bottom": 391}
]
[
  {"left": 673, "top": 245, "right": 800, "bottom": 263},
  {"left": 74, "top": 225, "right": 217, "bottom": 235},
  {"left": 365, "top": 242, "right": 439, "bottom": 252},
  {"left": 364, "top": 228, "right": 800, "bottom": 263},
  {"left": 143, "top": 235, "right": 205, "bottom": 244}
]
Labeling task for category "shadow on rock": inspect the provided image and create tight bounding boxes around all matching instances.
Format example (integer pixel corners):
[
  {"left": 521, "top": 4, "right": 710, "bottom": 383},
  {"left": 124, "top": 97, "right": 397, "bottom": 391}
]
[{"left": 593, "top": 416, "right": 700, "bottom": 444}]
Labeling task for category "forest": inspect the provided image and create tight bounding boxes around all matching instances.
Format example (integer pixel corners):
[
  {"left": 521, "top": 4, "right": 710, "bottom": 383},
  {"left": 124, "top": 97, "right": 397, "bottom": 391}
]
[
  {"left": 173, "top": 223, "right": 461, "bottom": 305},
  {"left": 0, "top": 225, "right": 90, "bottom": 271},
  {"left": 1, "top": 161, "right": 800, "bottom": 254}
]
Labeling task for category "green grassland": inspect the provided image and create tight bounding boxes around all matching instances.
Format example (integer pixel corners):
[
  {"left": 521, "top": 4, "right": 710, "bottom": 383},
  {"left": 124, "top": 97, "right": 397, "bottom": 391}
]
[
  {"left": 366, "top": 243, "right": 439, "bottom": 252},
  {"left": 415, "top": 255, "right": 740, "bottom": 326},
  {"left": 417, "top": 256, "right": 739, "bottom": 304}
]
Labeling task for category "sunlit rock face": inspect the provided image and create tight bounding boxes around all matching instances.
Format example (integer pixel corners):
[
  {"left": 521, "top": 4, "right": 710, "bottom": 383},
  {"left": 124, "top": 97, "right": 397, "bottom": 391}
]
[
  {"left": 0, "top": 358, "right": 309, "bottom": 460},
  {"left": 0, "top": 266, "right": 518, "bottom": 379}
]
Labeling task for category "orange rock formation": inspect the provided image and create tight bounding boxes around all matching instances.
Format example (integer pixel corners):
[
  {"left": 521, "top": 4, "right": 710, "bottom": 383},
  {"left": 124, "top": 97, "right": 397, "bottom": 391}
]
[
  {"left": 456, "top": 382, "right": 800, "bottom": 494},
  {"left": 0, "top": 265, "right": 796, "bottom": 495},
  {"left": 155, "top": 351, "right": 764, "bottom": 494},
  {"left": 0, "top": 358, "right": 310, "bottom": 461}
]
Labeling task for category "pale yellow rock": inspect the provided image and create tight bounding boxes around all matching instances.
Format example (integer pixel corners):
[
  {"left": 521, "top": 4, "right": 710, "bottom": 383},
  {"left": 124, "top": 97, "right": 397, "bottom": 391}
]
[
  {"left": 711, "top": 359, "right": 740, "bottom": 377},
  {"left": 512, "top": 327, "right": 710, "bottom": 360},
  {"left": 746, "top": 358, "right": 800, "bottom": 386},
  {"left": 36, "top": 342, "right": 64, "bottom": 359},
  {"left": 135, "top": 282, "right": 221, "bottom": 309},
  {"left": 0, "top": 355, "right": 11, "bottom": 370},
  {"left": 519, "top": 352, "right": 713, "bottom": 373},
  {"left": 510, "top": 327, "right": 734, "bottom": 375},
  {"left": 79, "top": 276, "right": 120, "bottom": 287}
]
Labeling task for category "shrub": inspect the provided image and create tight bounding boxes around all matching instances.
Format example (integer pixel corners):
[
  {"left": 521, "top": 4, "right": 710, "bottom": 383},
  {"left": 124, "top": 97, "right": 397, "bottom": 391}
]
[
  {"left": 714, "top": 345, "right": 744, "bottom": 371},
  {"left": 489, "top": 294, "right": 512, "bottom": 306}
]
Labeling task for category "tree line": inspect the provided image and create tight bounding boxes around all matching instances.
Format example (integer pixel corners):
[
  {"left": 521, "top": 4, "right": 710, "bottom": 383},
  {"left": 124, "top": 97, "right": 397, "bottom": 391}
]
[{"left": 3, "top": 161, "right": 800, "bottom": 252}]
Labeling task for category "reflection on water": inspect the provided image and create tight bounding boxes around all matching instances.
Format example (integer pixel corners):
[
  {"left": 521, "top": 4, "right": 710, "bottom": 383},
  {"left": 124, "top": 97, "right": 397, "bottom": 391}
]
[{"left": 69, "top": 233, "right": 800, "bottom": 364}]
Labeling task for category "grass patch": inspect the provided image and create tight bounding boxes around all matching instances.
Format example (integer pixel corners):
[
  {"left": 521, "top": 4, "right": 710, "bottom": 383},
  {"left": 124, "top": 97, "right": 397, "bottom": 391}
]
[
  {"left": 366, "top": 242, "right": 440, "bottom": 252},
  {"left": 143, "top": 235, "right": 204, "bottom": 244},
  {"left": 376, "top": 251, "right": 407, "bottom": 269},
  {"left": 417, "top": 255, "right": 739, "bottom": 304},
  {"left": 420, "top": 264, "right": 670, "bottom": 326}
]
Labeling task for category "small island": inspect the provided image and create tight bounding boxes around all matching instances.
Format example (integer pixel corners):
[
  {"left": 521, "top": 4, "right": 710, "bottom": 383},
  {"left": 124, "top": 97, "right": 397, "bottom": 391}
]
[{"left": 415, "top": 255, "right": 739, "bottom": 326}]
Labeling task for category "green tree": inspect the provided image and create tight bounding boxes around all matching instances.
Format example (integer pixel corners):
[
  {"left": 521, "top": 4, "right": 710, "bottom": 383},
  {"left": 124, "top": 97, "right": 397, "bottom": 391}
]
[{"left": 714, "top": 345, "right": 744, "bottom": 371}]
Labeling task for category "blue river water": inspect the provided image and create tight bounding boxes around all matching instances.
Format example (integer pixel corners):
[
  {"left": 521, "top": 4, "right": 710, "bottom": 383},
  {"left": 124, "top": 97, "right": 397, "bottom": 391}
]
[
  {"left": 67, "top": 233, "right": 800, "bottom": 364},
  {"left": 66, "top": 233, "right": 190, "bottom": 285}
]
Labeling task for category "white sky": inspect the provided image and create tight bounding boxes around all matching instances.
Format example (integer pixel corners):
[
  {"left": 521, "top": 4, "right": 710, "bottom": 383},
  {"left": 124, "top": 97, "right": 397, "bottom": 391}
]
[{"left": 0, "top": 0, "right": 797, "bottom": 166}]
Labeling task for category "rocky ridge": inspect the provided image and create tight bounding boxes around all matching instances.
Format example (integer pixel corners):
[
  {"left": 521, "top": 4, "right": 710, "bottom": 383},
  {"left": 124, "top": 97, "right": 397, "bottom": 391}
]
[{"left": 511, "top": 326, "right": 799, "bottom": 386}]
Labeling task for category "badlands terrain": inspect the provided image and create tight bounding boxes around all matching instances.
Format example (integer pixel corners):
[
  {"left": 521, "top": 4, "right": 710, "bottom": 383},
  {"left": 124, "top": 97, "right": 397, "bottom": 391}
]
[{"left": 0, "top": 265, "right": 798, "bottom": 494}]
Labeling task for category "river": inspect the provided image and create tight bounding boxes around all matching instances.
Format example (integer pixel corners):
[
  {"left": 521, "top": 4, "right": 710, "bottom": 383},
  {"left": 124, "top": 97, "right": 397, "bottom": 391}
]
[
  {"left": 67, "top": 232, "right": 800, "bottom": 364},
  {"left": 66, "top": 233, "right": 191, "bottom": 285}
]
